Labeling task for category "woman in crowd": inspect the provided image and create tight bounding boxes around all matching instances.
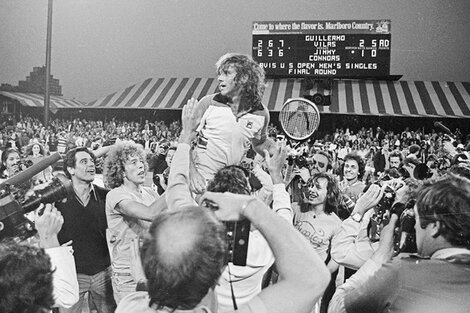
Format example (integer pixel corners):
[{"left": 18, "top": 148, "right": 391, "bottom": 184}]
[
  {"left": 292, "top": 172, "right": 343, "bottom": 313},
  {"left": 0, "top": 148, "right": 25, "bottom": 183},
  {"left": 25, "top": 143, "right": 52, "bottom": 185},
  {"left": 102, "top": 141, "right": 166, "bottom": 304}
]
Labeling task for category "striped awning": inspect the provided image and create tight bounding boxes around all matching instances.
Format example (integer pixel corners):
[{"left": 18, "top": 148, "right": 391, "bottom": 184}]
[
  {"left": 0, "top": 91, "right": 87, "bottom": 110},
  {"left": 86, "top": 78, "right": 470, "bottom": 118},
  {"left": 314, "top": 80, "right": 470, "bottom": 118}
]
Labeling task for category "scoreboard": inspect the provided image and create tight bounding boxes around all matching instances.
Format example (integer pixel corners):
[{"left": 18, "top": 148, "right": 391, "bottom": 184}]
[{"left": 252, "top": 20, "right": 391, "bottom": 78}]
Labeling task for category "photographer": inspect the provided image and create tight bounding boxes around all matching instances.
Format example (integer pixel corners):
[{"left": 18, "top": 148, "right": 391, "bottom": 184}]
[
  {"left": 116, "top": 194, "right": 330, "bottom": 313},
  {"left": 209, "top": 149, "right": 292, "bottom": 311},
  {"left": 330, "top": 184, "right": 384, "bottom": 270},
  {"left": 284, "top": 149, "right": 311, "bottom": 207},
  {"left": 310, "top": 150, "right": 333, "bottom": 175},
  {"left": 0, "top": 241, "right": 56, "bottom": 313},
  {"left": 0, "top": 204, "right": 79, "bottom": 312},
  {"left": 329, "top": 175, "right": 470, "bottom": 313},
  {"left": 331, "top": 175, "right": 418, "bottom": 271},
  {"left": 36, "top": 204, "right": 80, "bottom": 309}
]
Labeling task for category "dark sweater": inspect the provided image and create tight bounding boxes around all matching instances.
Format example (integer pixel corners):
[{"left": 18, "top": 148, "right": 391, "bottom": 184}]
[{"left": 56, "top": 184, "right": 111, "bottom": 275}]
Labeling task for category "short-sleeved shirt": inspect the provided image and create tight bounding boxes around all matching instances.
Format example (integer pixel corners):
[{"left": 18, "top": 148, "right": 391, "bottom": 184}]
[
  {"left": 106, "top": 185, "right": 159, "bottom": 292},
  {"left": 293, "top": 207, "right": 342, "bottom": 262}
]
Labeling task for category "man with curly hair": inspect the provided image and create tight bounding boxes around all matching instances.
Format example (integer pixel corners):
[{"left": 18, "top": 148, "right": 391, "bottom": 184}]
[
  {"left": 103, "top": 141, "right": 166, "bottom": 304},
  {"left": 188, "top": 53, "right": 277, "bottom": 194},
  {"left": 339, "top": 153, "right": 366, "bottom": 204}
]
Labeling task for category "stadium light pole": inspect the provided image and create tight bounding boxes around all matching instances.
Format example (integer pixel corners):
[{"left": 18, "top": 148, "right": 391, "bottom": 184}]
[{"left": 44, "top": 0, "right": 53, "bottom": 127}]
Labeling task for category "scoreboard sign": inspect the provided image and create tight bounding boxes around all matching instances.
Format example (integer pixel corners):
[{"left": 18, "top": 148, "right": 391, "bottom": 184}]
[{"left": 252, "top": 20, "right": 391, "bottom": 78}]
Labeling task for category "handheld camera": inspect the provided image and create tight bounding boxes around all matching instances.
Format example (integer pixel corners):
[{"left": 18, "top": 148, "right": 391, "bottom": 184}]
[{"left": 202, "top": 199, "right": 250, "bottom": 266}]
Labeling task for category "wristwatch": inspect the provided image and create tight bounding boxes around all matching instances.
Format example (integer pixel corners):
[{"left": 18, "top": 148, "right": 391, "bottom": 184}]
[{"left": 351, "top": 212, "right": 363, "bottom": 223}]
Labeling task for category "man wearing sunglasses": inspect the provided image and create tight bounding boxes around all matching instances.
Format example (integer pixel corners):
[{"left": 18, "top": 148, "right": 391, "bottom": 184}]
[{"left": 310, "top": 150, "right": 332, "bottom": 174}]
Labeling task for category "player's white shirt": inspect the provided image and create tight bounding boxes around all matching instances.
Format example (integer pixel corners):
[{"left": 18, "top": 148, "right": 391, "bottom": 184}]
[{"left": 194, "top": 94, "right": 268, "bottom": 181}]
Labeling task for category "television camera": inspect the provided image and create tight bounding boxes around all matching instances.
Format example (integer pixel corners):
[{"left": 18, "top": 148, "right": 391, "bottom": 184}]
[{"left": 0, "top": 153, "right": 73, "bottom": 241}]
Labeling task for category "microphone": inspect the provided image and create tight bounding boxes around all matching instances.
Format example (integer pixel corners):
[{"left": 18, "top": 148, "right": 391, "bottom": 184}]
[
  {"left": 0, "top": 152, "right": 61, "bottom": 189},
  {"left": 433, "top": 121, "right": 453, "bottom": 137}
]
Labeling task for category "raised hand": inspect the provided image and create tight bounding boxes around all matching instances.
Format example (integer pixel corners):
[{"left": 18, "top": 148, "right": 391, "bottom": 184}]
[
  {"left": 264, "top": 140, "right": 288, "bottom": 183},
  {"left": 181, "top": 98, "right": 202, "bottom": 134},
  {"left": 199, "top": 191, "right": 258, "bottom": 222},
  {"left": 391, "top": 179, "right": 409, "bottom": 205},
  {"left": 35, "top": 203, "right": 64, "bottom": 249},
  {"left": 353, "top": 184, "right": 384, "bottom": 216},
  {"left": 372, "top": 214, "right": 399, "bottom": 264},
  {"left": 252, "top": 152, "right": 265, "bottom": 168}
]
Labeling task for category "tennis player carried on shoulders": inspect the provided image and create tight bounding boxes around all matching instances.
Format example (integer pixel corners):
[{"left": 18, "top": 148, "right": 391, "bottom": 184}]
[{"left": 187, "top": 53, "right": 277, "bottom": 194}]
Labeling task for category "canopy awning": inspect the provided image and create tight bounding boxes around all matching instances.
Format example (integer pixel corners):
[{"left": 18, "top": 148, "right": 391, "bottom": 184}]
[
  {"left": 86, "top": 78, "right": 470, "bottom": 118},
  {"left": 0, "top": 91, "right": 87, "bottom": 110}
]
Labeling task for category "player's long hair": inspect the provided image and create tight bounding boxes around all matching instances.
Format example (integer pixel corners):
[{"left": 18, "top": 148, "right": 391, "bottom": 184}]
[
  {"left": 216, "top": 53, "right": 266, "bottom": 113},
  {"left": 299, "top": 172, "right": 341, "bottom": 214}
]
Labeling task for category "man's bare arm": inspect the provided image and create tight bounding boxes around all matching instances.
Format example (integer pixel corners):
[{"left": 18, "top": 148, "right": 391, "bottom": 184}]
[{"left": 116, "top": 196, "right": 167, "bottom": 222}]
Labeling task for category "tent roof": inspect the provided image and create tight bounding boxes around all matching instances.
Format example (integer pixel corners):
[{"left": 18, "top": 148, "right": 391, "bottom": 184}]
[
  {"left": 0, "top": 91, "right": 87, "bottom": 110},
  {"left": 85, "top": 78, "right": 470, "bottom": 118}
]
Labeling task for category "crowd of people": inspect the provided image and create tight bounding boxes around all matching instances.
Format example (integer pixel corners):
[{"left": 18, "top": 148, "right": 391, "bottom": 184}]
[
  {"left": 1, "top": 113, "right": 468, "bottom": 183},
  {"left": 0, "top": 53, "right": 469, "bottom": 313},
  {"left": 0, "top": 115, "right": 181, "bottom": 156}
]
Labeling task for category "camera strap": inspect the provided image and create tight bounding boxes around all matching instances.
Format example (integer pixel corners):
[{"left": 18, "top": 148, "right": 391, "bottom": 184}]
[{"left": 227, "top": 264, "right": 239, "bottom": 311}]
